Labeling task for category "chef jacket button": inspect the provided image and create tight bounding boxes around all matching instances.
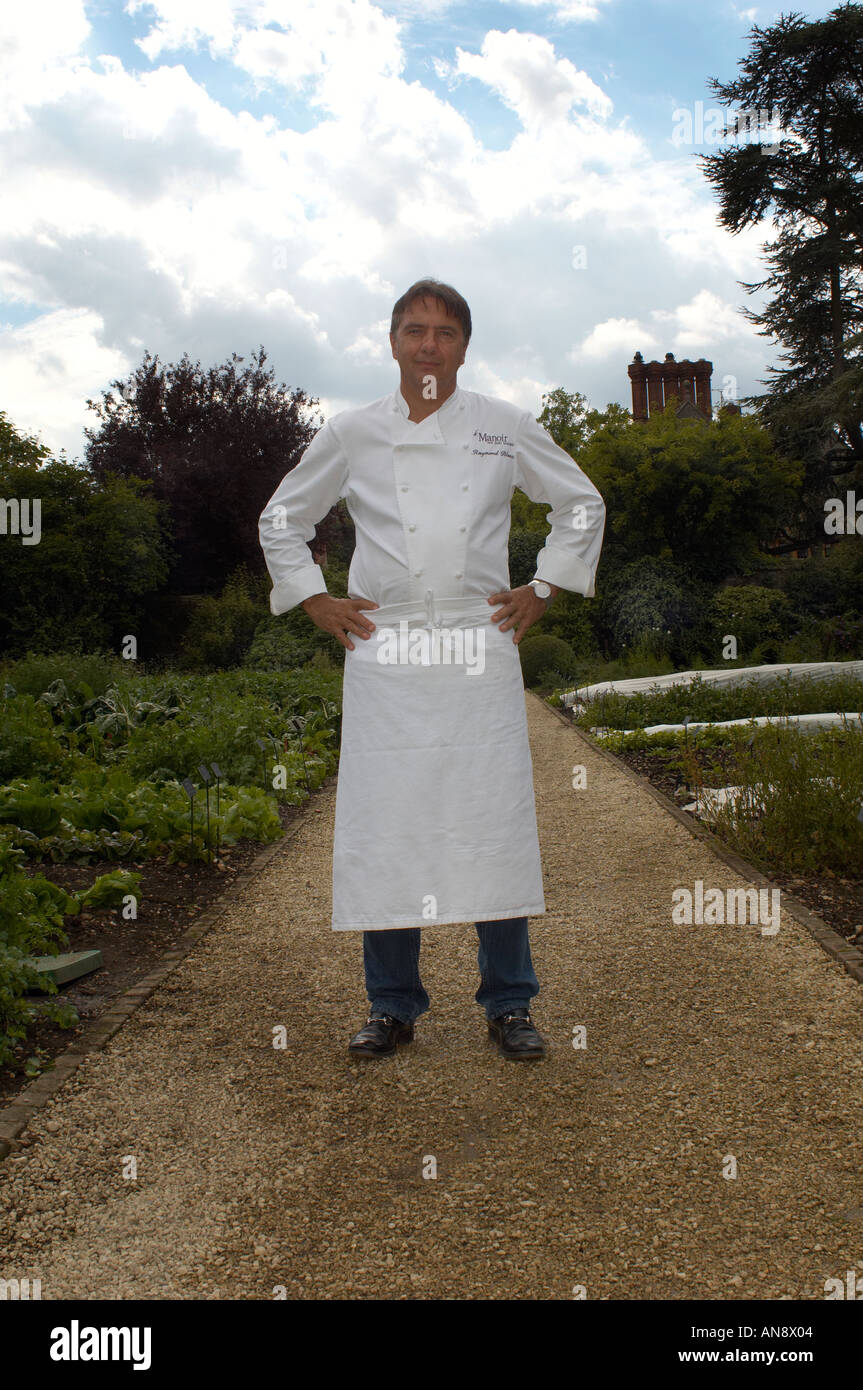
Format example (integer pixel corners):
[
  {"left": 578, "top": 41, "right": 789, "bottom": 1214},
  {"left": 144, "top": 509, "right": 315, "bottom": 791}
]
[
  {"left": 408, "top": 524, "right": 416, "bottom": 532},
  {"left": 401, "top": 485, "right": 409, "bottom": 491},
  {"left": 414, "top": 570, "right": 423, "bottom": 577},
  {"left": 462, "top": 443, "right": 468, "bottom": 449},
  {"left": 455, "top": 573, "right": 463, "bottom": 579},
  {"left": 459, "top": 525, "right": 466, "bottom": 532},
  {"left": 462, "top": 483, "right": 469, "bottom": 490}
]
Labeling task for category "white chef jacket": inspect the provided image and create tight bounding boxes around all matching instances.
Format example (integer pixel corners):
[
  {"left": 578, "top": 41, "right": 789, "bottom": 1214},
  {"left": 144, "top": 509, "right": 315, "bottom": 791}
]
[
  {"left": 258, "top": 382, "right": 606, "bottom": 932},
  {"left": 258, "top": 384, "right": 606, "bottom": 615}
]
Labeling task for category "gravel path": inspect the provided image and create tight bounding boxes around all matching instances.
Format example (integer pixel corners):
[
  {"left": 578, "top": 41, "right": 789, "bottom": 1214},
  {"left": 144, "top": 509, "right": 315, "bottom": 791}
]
[{"left": 3, "top": 694, "right": 863, "bottom": 1300}]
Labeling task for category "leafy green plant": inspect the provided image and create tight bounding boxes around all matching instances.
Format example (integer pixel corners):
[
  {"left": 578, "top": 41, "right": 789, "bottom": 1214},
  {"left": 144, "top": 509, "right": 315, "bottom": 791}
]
[
  {"left": 0, "top": 692, "right": 70, "bottom": 781},
  {"left": 79, "top": 869, "right": 143, "bottom": 911},
  {"left": 709, "top": 724, "right": 863, "bottom": 875},
  {"left": 0, "top": 660, "right": 344, "bottom": 1069},
  {"left": 591, "top": 720, "right": 863, "bottom": 877},
  {"left": 0, "top": 839, "right": 80, "bottom": 1070}
]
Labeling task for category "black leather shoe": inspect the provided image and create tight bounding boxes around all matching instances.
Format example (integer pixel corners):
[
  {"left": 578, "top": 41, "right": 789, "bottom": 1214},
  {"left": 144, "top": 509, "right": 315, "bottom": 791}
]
[
  {"left": 348, "top": 1014, "right": 414, "bottom": 1057},
  {"left": 488, "top": 1008, "right": 546, "bottom": 1060}
]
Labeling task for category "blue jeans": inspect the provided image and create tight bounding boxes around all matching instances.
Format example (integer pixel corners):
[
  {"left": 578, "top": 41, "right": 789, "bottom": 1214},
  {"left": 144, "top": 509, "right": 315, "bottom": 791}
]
[{"left": 363, "top": 917, "right": 540, "bottom": 1023}]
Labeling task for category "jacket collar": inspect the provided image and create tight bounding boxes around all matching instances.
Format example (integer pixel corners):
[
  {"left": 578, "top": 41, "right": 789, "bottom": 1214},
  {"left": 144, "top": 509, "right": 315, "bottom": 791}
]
[
  {"left": 393, "top": 382, "right": 462, "bottom": 420},
  {"left": 390, "top": 383, "right": 463, "bottom": 444}
]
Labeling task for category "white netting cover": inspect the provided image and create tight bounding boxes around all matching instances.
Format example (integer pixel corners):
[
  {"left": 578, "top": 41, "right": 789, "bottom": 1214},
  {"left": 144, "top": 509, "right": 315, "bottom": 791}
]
[
  {"left": 591, "top": 712, "right": 863, "bottom": 739},
  {"left": 561, "top": 660, "right": 863, "bottom": 708}
]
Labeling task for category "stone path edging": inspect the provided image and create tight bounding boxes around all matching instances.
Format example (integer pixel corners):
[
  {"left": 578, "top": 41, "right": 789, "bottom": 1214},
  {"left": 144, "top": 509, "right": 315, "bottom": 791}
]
[
  {"left": 538, "top": 693, "right": 863, "bottom": 987},
  {"left": 0, "top": 823, "right": 306, "bottom": 1161}
]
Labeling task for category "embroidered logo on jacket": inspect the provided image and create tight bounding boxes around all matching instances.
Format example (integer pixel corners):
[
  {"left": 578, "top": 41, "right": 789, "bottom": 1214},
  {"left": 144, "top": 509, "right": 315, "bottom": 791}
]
[
  {"left": 473, "top": 430, "right": 513, "bottom": 445},
  {"left": 472, "top": 428, "right": 514, "bottom": 458}
]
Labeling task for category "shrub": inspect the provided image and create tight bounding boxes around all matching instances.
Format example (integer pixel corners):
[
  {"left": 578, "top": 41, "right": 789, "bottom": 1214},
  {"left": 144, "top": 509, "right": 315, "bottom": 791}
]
[
  {"left": 519, "top": 635, "right": 578, "bottom": 687},
  {"left": 0, "top": 649, "right": 129, "bottom": 698},
  {"left": 708, "top": 584, "right": 794, "bottom": 663},
  {"left": 598, "top": 556, "right": 701, "bottom": 663},
  {"left": 244, "top": 611, "right": 344, "bottom": 669},
  {"left": 0, "top": 693, "right": 70, "bottom": 782},
  {"left": 246, "top": 561, "right": 350, "bottom": 670},
  {"left": 508, "top": 529, "right": 550, "bottom": 589},
  {"left": 178, "top": 570, "right": 266, "bottom": 670},
  {"left": 781, "top": 537, "right": 863, "bottom": 625},
  {"left": 542, "top": 590, "right": 601, "bottom": 657}
]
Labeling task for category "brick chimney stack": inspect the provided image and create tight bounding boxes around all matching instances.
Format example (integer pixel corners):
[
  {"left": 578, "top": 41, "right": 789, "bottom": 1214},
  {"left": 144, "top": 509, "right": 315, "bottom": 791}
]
[
  {"left": 628, "top": 352, "right": 713, "bottom": 419},
  {"left": 628, "top": 351, "right": 648, "bottom": 419}
]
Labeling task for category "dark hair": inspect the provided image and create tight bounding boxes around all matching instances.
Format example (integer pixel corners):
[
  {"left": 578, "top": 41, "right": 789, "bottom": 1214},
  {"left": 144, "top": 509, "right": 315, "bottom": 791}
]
[{"left": 390, "top": 279, "right": 471, "bottom": 345}]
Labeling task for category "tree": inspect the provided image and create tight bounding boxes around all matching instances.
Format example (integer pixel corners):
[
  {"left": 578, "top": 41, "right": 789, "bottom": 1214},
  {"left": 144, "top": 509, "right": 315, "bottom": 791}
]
[
  {"left": 512, "top": 390, "right": 631, "bottom": 532},
  {"left": 504, "top": 391, "right": 632, "bottom": 659},
  {"left": 537, "top": 389, "right": 631, "bottom": 457},
  {"left": 84, "top": 347, "right": 323, "bottom": 595},
  {"left": 699, "top": 3, "right": 863, "bottom": 539},
  {"left": 585, "top": 401, "right": 632, "bottom": 436},
  {"left": 0, "top": 411, "right": 51, "bottom": 469},
  {"left": 0, "top": 453, "right": 169, "bottom": 658},
  {"left": 578, "top": 403, "right": 802, "bottom": 585},
  {"left": 537, "top": 388, "right": 593, "bottom": 457}
]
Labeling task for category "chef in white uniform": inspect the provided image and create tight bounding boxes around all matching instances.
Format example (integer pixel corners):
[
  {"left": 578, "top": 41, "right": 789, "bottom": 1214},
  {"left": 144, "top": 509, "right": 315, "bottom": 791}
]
[{"left": 259, "top": 279, "right": 605, "bottom": 1060}]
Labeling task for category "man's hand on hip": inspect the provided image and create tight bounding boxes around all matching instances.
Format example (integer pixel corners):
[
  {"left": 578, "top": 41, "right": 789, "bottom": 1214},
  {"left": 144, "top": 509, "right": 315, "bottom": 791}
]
[
  {"left": 487, "top": 585, "right": 549, "bottom": 644},
  {"left": 301, "top": 593, "right": 379, "bottom": 651}
]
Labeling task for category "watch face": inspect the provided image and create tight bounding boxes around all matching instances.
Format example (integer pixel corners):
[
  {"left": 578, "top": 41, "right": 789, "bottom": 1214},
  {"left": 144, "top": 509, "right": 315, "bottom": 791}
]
[{"left": 532, "top": 581, "right": 551, "bottom": 598}]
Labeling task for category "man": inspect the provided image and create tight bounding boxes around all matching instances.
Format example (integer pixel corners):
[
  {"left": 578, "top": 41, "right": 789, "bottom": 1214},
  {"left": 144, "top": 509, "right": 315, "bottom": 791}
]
[{"left": 259, "top": 279, "right": 605, "bottom": 1061}]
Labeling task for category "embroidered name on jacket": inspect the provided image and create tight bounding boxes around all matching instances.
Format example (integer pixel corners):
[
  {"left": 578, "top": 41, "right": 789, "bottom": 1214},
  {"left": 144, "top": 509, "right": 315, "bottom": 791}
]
[
  {"left": 472, "top": 428, "right": 514, "bottom": 458},
  {"left": 473, "top": 430, "right": 513, "bottom": 444}
]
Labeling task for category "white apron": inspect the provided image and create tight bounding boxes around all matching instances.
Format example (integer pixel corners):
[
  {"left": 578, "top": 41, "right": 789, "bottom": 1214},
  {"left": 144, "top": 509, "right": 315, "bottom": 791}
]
[{"left": 331, "top": 593, "right": 546, "bottom": 931}]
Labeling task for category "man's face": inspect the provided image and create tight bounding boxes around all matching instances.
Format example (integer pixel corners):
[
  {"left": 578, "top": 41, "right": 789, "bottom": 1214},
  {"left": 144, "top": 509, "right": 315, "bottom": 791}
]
[{"left": 389, "top": 295, "right": 467, "bottom": 398}]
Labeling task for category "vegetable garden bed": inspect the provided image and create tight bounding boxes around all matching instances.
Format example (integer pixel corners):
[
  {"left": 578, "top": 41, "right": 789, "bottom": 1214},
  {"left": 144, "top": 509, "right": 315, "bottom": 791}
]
[
  {"left": 550, "top": 667, "right": 863, "bottom": 952},
  {"left": 0, "top": 793, "right": 319, "bottom": 1105},
  {"left": 0, "top": 657, "right": 343, "bottom": 1095},
  {"left": 610, "top": 742, "right": 863, "bottom": 947}
]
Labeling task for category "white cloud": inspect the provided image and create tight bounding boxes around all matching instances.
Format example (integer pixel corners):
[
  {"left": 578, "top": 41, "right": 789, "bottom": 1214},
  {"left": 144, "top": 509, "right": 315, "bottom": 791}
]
[
  {"left": 0, "top": 0, "right": 91, "bottom": 129},
  {"left": 232, "top": 0, "right": 406, "bottom": 114},
  {"left": 451, "top": 29, "right": 613, "bottom": 127},
  {"left": 0, "top": 0, "right": 89, "bottom": 66},
  {"left": 575, "top": 317, "right": 659, "bottom": 360},
  {"left": 0, "top": 308, "right": 128, "bottom": 455},
  {"left": 501, "top": 0, "right": 614, "bottom": 21},
  {"left": 127, "top": 0, "right": 240, "bottom": 61},
  {"left": 412, "top": 0, "right": 616, "bottom": 20},
  {"left": 0, "top": 2, "right": 776, "bottom": 457},
  {"left": 462, "top": 360, "right": 552, "bottom": 414},
  {"left": 651, "top": 290, "right": 746, "bottom": 351},
  {"left": 345, "top": 321, "right": 391, "bottom": 361},
  {"left": 130, "top": 0, "right": 407, "bottom": 97}
]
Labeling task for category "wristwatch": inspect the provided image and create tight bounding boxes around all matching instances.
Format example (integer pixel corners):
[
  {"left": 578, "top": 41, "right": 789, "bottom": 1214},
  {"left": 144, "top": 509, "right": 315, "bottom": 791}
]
[{"left": 528, "top": 579, "right": 552, "bottom": 602}]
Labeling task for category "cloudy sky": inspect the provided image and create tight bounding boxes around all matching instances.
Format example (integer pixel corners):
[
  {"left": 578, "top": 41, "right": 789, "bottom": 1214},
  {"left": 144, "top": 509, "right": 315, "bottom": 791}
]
[{"left": 0, "top": 0, "right": 838, "bottom": 461}]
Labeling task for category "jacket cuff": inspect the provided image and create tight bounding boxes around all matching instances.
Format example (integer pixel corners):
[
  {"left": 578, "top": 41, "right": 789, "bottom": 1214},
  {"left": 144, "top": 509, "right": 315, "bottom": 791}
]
[
  {"left": 534, "top": 547, "right": 597, "bottom": 598},
  {"left": 268, "top": 566, "right": 329, "bottom": 615}
]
